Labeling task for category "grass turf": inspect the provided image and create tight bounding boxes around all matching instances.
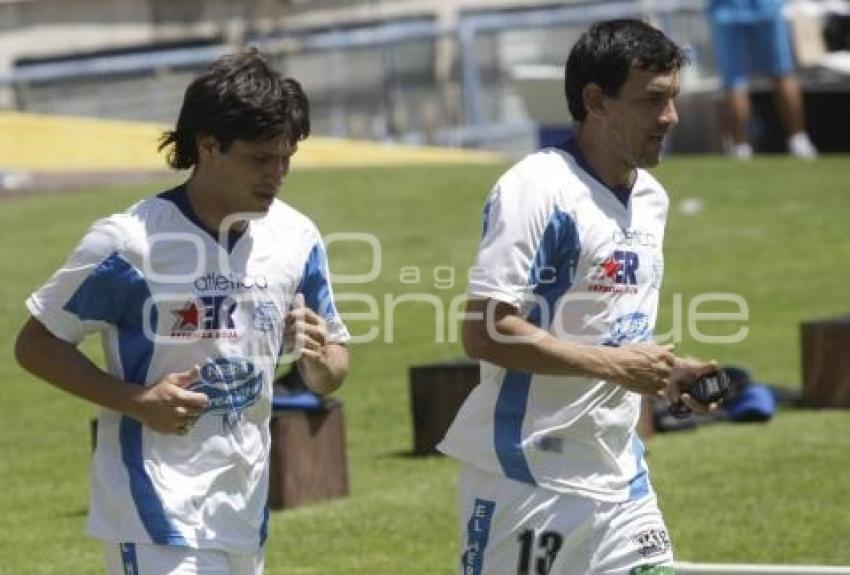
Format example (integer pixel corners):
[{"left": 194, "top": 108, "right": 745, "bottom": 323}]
[{"left": 0, "top": 156, "right": 848, "bottom": 573}]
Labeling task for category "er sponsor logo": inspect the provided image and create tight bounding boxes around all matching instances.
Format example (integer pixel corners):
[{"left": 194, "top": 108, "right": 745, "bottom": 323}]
[
  {"left": 171, "top": 296, "right": 238, "bottom": 339},
  {"left": 589, "top": 250, "right": 640, "bottom": 293}
]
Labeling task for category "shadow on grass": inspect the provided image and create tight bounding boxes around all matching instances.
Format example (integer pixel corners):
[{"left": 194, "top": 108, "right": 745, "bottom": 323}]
[
  {"left": 378, "top": 449, "right": 446, "bottom": 460},
  {"left": 59, "top": 507, "right": 88, "bottom": 518}
]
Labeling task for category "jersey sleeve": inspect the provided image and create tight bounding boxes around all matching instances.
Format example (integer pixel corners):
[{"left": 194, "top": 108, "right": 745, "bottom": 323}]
[
  {"left": 25, "top": 216, "right": 130, "bottom": 344},
  {"left": 468, "top": 169, "right": 578, "bottom": 309},
  {"left": 297, "top": 237, "right": 350, "bottom": 345}
]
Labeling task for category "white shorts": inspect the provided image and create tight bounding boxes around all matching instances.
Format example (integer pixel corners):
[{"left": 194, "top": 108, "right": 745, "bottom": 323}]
[
  {"left": 102, "top": 542, "right": 265, "bottom": 575},
  {"left": 456, "top": 464, "right": 674, "bottom": 575}
]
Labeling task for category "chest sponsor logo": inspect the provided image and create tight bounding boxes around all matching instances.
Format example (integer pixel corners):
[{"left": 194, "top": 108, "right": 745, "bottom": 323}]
[
  {"left": 605, "top": 312, "right": 652, "bottom": 346},
  {"left": 613, "top": 229, "right": 657, "bottom": 248},
  {"left": 170, "top": 295, "right": 239, "bottom": 339},
  {"left": 189, "top": 357, "right": 263, "bottom": 417},
  {"left": 194, "top": 272, "right": 268, "bottom": 292},
  {"left": 588, "top": 250, "right": 640, "bottom": 294}
]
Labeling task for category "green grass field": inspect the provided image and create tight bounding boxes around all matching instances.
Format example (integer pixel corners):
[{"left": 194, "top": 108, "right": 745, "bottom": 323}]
[{"left": 1, "top": 156, "right": 849, "bottom": 573}]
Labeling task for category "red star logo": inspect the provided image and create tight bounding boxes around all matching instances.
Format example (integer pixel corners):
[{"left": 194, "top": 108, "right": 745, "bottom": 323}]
[
  {"left": 600, "top": 257, "right": 621, "bottom": 279},
  {"left": 172, "top": 300, "right": 201, "bottom": 330}
]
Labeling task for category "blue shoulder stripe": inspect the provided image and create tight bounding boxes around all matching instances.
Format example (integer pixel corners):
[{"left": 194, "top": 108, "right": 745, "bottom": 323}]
[
  {"left": 297, "top": 242, "right": 339, "bottom": 320},
  {"left": 63, "top": 251, "right": 158, "bottom": 385}
]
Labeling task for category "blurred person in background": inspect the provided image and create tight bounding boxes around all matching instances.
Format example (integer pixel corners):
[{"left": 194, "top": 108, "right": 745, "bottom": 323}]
[
  {"left": 708, "top": 0, "right": 818, "bottom": 159},
  {"left": 14, "top": 49, "right": 349, "bottom": 574}
]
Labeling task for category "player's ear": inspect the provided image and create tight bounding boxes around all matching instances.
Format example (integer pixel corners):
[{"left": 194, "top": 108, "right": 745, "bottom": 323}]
[
  {"left": 582, "top": 83, "right": 607, "bottom": 119},
  {"left": 196, "top": 133, "right": 220, "bottom": 160}
]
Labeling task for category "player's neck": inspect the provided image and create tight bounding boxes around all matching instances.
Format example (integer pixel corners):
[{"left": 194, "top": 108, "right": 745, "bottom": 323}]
[
  {"left": 575, "top": 126, "right": 636, "bottom": 190},
  {"left": 184, "top": 175, "right": 248, "bottom": 235}
]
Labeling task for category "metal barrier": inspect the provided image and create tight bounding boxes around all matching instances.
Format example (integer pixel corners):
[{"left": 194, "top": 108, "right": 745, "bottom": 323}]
[{"left": 0, "top": 1, "right": 713, "bottom": 154}]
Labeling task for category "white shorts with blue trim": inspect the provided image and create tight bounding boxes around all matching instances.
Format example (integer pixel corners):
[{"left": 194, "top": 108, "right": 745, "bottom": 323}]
[
  {"left": 102, "top": 542, "right": 265, "bottom": 575},
  {"left": 457, "top": 464, "right": 674, "bottom": 575}
]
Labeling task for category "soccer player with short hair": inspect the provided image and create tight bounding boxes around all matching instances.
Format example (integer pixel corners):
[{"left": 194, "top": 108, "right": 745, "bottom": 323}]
[
  {"left": 15, "top": 49, "right": 349, "bottom": 575},
  {"left": 439, "top": 20, "right": 718, "bottom": 574}
]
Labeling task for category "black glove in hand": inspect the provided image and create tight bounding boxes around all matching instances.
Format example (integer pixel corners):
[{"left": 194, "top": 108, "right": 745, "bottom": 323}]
[{"left": 668, "top": 369, "right": 732, "bottom": 419}]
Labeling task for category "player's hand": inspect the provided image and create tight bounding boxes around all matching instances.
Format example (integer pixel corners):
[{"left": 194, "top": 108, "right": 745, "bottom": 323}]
[
  {"left": 129, "top": 366, "right": 209, "bottom": 435},
  {"left": 284, "top": 293, "right": 347, "bottom": 395},
  {"left": 284, "top": 293, "right": 328, "bottom": 361},
  {"left": 601, "top": 342, "right": 676, "bottom": 396},
  {"left": 669, "top": 357, "right": 721, "bottom": 414}
]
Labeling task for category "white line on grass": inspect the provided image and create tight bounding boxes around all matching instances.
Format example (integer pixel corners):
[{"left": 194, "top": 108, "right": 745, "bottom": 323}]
[{"left": 675, "top": 562, "right": 850, "bottom": 574}]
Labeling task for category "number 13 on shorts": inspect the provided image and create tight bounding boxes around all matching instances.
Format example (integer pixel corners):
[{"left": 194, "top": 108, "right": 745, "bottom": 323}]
[
  {"left": 516, "top": 529, "right": 563, "bottom": 575},
  {"left": 457, "top": 464, "right": 674, "bottom": 575}
]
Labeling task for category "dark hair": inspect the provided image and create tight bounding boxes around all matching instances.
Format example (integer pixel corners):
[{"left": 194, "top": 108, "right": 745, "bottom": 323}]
[
  {"left": 565, "top": 19, "right": 687, "bottom": 122},
  {"left": 159, "top": 47, "right": 310, "bottom": 170}
]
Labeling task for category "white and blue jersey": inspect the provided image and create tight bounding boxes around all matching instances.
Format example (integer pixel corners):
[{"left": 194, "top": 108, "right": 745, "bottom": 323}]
[
  {"left": 26, "top": 186, "right": 349, "bottom": 552},
  {"left": 438, "top": 143, "right": 668, "bottom": 502}
]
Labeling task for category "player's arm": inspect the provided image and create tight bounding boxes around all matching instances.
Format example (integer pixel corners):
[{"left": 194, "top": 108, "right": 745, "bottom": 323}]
[
  {"left": 462, "top": 172, "right": 662, "bottom": 383},
  {"left": 462, "top": 298, "right": 679, "bottom": 396},
  {"left": 464, "top": 172, "right": 714, "bottom": 398},
  {"left": 285, "top": 294, "right": 349, "bottom": 396},
  {"left": 296, "top": 343, "right": 349, "bottom": 396},
  {"left": 290, "top": 235, "right": 351, "bottom": 396},
  {"left": 15, "top": 316, "right": 208, "bottom": 434}
]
